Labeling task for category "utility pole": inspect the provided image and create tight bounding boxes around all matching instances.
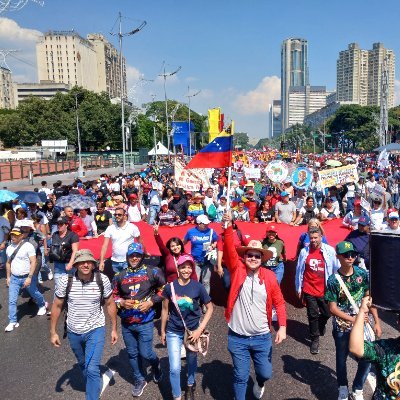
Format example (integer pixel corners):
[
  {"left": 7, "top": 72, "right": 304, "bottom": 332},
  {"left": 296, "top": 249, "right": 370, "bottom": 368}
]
[
  {"left": 186, "top": 86, "right": 201, "bottom": 158},
  {"left": 379, "top": 56, "right": 389, "bottom": 147},
  {"left": 74, "top": 93, "right": 84, "bottom": 178},
  {"left": 0, "top": 0, "right": 43, "bottom": 15},
  {"left": 111, "top": 12, "right": 146, "bottom": 174},
  {"left": 159, "top": 62, "right": 181, "bottom": 161}
]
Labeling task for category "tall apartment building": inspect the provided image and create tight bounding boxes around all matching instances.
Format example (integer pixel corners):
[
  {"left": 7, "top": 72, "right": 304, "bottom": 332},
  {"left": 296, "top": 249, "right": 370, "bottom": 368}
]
[
  {"left": 337, "top": 42, "right": 395, "bottom": 108},
  {"left": 288, "top": 85, "right": 327, "bottom": 127},
  {"left": 0, "top": 66, "right": 17, "bottom": 109},
  {"left": 281, "top": 38, "right": 309, "bottom": 131},
  {"left": 268, "top": 100, "right": 282, "bottom": 138},
  {"left": 36, "top": 31, "right": 126, "bottom": 99}
]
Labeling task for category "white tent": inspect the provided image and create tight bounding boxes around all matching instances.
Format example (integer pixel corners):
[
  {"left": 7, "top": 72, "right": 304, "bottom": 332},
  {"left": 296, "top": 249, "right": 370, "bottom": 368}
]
[{"left": 148, "top": 141, "right": 174, "bottom": 155}]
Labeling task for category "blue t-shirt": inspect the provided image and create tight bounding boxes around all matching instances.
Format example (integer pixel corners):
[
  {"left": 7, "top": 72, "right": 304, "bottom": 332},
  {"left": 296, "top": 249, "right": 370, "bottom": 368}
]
[
  {"left": 162, "top": 279, "right": 211, "bottom": 334},
  {"left": 184, "top": 226, "right": 218, "bottom": 262}
]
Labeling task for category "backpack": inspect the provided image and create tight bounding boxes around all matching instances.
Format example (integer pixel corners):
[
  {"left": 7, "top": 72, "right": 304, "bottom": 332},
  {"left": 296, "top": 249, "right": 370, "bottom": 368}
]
[
  {"left": 207, "top": 203, "right": 217, "bottom": 220},
  {"left": 63, "top": 271, "right": 104, "bottom": 337}
]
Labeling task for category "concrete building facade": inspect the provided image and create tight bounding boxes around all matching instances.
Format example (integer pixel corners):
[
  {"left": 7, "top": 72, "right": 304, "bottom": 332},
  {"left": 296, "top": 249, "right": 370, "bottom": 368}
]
[
  {"left": 337, "top": 42, "right": 395, "bottom": 108},
  {"left": 281, "top": 38, "right": 309, "bottom": 131},
  {"left": 269, "top": 100, "right": 282, "bottom": 138},
  {"left": 0, "top": 67, "right": 17, "bottom": 109},
  {"left": 17, "top": 81, "right": 71, "bottom": 103}
]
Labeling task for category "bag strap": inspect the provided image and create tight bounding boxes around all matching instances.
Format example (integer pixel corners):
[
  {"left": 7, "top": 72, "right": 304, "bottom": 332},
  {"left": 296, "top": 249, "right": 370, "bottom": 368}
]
[
  {"left": 94, "top": 271, "right": 104, "bottom": 306},
  {"left": 209, "top": 229, "right": 213, "bottom": 243},
  {"left": 9, "top": 239, "right": 27, "bottom": 263},
  {"left": 170, "top": 282, "right": 189, "bottom": 331}
]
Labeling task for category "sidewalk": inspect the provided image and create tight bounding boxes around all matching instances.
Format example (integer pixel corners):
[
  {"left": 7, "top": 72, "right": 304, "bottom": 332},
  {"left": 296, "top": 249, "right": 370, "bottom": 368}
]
[{"left": 1, "top": 164, "right": 147, "bottom": 192}]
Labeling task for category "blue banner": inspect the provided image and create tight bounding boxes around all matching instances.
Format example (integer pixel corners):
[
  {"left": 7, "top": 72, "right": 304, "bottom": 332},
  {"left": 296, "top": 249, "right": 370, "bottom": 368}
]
[{"left": 172, "top": 121, "right": 194, "bottom": 147}]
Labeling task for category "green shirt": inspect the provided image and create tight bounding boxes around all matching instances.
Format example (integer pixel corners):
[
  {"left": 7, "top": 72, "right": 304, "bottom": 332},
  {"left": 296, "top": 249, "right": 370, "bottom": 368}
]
[
  {"left": 325, "top": 266, "right": 369, "bottom": 332},
  {"left": 363, "top": 338, "right": 400, "bottom": 399},
  {"left": 262, "top": 239, "right": 285, "bottom": 267}
]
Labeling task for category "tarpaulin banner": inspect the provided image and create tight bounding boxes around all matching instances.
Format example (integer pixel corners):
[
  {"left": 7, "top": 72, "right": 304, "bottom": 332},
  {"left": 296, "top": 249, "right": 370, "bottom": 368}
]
[
  {"left": 172, "top": 121, "right": 193, "bottom": 147},
  {"left": 244, "top": 167, "right": 261, "bottom": 179},
  {"left": 208, "top": 108, "right": 221, "bottom": 143},
  {"left": 317, "top": 165, "right": 359, "bottom": 189},
  {"left": 174, "top": 159, "right": 211, "bottom": 191}
]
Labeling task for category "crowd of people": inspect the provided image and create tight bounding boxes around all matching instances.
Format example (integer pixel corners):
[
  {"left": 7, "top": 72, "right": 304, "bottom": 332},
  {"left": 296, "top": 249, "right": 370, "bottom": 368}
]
[{"left": 0, "top": 150, "right": 399, "bottom": 400}]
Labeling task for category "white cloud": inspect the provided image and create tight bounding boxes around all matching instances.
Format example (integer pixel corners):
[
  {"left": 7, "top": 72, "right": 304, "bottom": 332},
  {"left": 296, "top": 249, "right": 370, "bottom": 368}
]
[
  {"left": 232, "top": 75, "right": 281, "bottom": 115},
  {"left": 395, "top": 79, "right": 400, "bottom": 106},
  {"left": 126, "top": 65, "right": 142, "bottom": 87},
  {"left": 0, "top": 18, "right": 41, "bottom": 82}
]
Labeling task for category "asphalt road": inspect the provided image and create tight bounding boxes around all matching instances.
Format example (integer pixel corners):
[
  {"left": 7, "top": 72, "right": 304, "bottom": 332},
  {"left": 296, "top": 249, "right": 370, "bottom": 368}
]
[{"left": 0, "top": 269, "right": 398, "bottom": 400}]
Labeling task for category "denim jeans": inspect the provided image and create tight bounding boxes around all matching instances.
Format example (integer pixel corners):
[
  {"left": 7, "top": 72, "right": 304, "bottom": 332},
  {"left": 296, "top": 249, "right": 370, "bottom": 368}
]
[
  {"left": 148, "top": 205, "right": 160, "bottom": 225},
  {"left": 195, "top": 260, "right": 212, "bottom": 295},
  {"left": 54, "top": 261, "right": 75, "bottom": 290},
  {"left": 304, "top": 293, "right": 331, "bottom": 340},
  {"left": 8, "top": 274, "right": 46, "bottom": 323},
  {"left": 221, "top": 265, "right": 231, "bottom": 291},
  {"left": 267, "top": 262, "right": 284, "bottom": 285},
  {"left": 227, "top": 329, "right": 272, "bottom": 400},
  {"left": 333, "top": 329, "right": 370, "bottom": 390},
  {"left": 121, "top": 321, "right": 159, "bottom": 384},
  {"left": 38, "top": 245, "right": 51, "bottom": 281},
  {"left": 166, "top": 331, "right": 197, "bottom": 398},
  {"left": 67, "top": 326, "right": 105, "bottom": 400},
  {"left": 111, "top": 260, "right": 128, "bottom": 274}
]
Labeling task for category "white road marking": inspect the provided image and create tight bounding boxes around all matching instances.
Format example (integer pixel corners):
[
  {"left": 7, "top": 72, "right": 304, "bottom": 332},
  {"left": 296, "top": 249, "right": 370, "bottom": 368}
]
[
  {"left": 101, "top": 368, "right": 115, "bottom": 396},
  {"left": 367, "top": 371, "right": 376, "bottom": 394}
]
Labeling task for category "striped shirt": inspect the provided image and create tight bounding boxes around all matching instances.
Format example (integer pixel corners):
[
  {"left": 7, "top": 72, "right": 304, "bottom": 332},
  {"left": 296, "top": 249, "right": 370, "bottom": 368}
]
[{"left": 55, "top": 273, "right": 112, "bottom": 335}]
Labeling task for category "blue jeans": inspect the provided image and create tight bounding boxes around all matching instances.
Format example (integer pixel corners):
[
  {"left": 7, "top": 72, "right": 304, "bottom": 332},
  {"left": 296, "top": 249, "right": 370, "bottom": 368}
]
[
  {"left": 111, "top": 260, "right": 128, "bottom": 274},
  {"left": 228, "top": 329, "right": 273, "bottom": 400},
  {"left": 38, "top": 245, "right": 51, "bottom": 281},
  {"left": 166, "top": 331, "right": 197, "bottom": 398},
  {"left": 195, "top": 260, "right": 212, "bottom": 295},
  {"left": 54, "top": 261, "right": 75, "bottom": 290},
  {"left": 8, "top": 274, "right": 46, "bottom": 323},
  {"left": 267, "top": 262, "right": 284, "bottom": 285},
  {"left": 148, "top": 205, "right": 160, "bottom": 225},
  {"left": 67, "top": 326, "right": 105, "bottom": 400},
  {"left": 333, "top": 329, "right": 370, "bottom": 390},
  {"left": 121, "top": 321, "right": 159, "bottom": 384}
]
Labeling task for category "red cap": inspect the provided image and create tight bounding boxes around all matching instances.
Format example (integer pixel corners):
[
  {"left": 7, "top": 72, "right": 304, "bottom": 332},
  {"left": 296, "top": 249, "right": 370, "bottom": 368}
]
[
  {"left": 354, "top": 199, "right": 361, "bottom": 206},
  {"left": 267, "top": 225, "right": 277, "bottom": 233},
  {"left": 129, "top": 194, "right": 138, "bottom": 200},
  {"left": 248, "top": 189, "right": 254, "bottom": 195}
]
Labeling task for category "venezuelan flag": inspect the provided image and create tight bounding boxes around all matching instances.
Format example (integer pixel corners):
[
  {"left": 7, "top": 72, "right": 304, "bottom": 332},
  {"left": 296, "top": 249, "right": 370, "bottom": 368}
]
[{"left": 185, "top": 131, "right": 233, "bottom": 169}]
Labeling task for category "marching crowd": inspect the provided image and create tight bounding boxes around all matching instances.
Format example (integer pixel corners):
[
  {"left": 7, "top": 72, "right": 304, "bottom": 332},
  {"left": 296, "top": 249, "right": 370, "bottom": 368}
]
[{"left": 0, "top": 153, "right": 400, "bottom": 400}]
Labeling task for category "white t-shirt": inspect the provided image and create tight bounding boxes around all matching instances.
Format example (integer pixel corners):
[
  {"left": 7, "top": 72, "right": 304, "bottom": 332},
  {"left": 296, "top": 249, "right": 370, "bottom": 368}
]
[
  {"left": 104, "top": 222, "right": 140, "bottom": 262},
  {"left": 299, "top": 206, "right": 319, "bottom": 216},
  {"left": 109, "top": 182, "right": 120, "bottom": 193},
  {"left": 320, "top": 207, "right": 340, "bottom": 219},
  {"left": 6, "top": 241, "right": 35, "bottom": 276},
  {"left": 370, "top": 208, "right": 385, "bottom": 230},
  {"left": 127, "top": 204, "right": 146, "bottom": 223}
]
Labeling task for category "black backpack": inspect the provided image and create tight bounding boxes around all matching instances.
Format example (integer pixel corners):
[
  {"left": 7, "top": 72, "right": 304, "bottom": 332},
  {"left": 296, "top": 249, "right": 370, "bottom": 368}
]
[{"left": 63, "top": 271, "right": 105, "bottom": 338}]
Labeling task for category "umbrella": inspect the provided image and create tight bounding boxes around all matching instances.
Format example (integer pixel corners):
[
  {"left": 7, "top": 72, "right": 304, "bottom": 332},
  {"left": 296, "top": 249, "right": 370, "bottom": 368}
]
[
  {"left": 325, "top": 159, "right": 342, "bottom": 167},
  {"left": 0, "top": 190, "right": 18, "bottom": 203},
  {"left": 15, "top": 191, "right": 45, "bottom": 204},
  {"left": 55, "top": 195, "right": 96, "bottom": 209},
  {"left": 373, "top": 143, "right": 400, "bottom": 153}
]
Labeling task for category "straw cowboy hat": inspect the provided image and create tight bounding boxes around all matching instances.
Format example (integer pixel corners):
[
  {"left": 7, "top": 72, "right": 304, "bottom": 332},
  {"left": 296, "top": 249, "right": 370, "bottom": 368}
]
[{"left": 236, "top": 240, "right": 273, "bottom": 262}]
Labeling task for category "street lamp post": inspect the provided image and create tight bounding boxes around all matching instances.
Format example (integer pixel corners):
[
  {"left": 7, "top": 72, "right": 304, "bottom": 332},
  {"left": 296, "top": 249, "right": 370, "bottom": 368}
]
[
  {"left": 75, "top": 94, "right": 84, "bottom": 178},
  {"left": 111, "top": 12, "right": 146, "bottom": 174},
  {"left": 186, "top": 86, "right": 201, "bottom": 158}
]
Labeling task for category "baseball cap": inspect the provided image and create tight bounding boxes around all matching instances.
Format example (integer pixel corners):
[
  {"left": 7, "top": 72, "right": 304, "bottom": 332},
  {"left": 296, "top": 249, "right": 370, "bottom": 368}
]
[
  {"left": 15, "top": 219, "right": 35, "bottom": 230},
  {"left": 388, "top": 211, "right": 400, "bottom": 220},
  {"left": 196, "top": 215, "right": 211, "bottom": 225},
  {"left": 267, "top": 225, "right": 278, "bottom": 233},
  {"left": 128, "top": 193, "right": 138, "bottom": 200},
  {"left": 358, "top": 215, "right": 371, "bottom": 226},
  {"left": 127, "top": 243, "right": 144, "bottom": 256},
  {"left": 354, "top": 199, "right": 361, "bottom": 207},
  {"left": 247, "top": 189, "right": 255, "bottom": 195},
  {"left": 10, "top": 227, "right": 22, "bottom": 236},
  {"left": 56, "top": 216, "right": 69, "bottom": 225},
  {"left": 336, "top": 241, "right": 356, "bottom": 254},
  {"left": 177, "top": 254, "right": 195, "bottom": 268},
  {"left": 325, "top": 197, "right": 334, "bottom": 202},
  {"left": 280, "top": 191, "right": 289, "bottom": 197},
  {"left": 161, "top": 200, "right": 169, "bottom": 207}
]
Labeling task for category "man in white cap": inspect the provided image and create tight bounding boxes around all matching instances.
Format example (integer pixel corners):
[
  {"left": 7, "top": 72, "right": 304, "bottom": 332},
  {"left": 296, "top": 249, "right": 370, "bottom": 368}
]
[
  {"left": 222, "top": 210, "right": 286, "bottom": 400},
  {"left": 382, "top": 211, "right": 400, "bottom": 234},
  {"left": 183, "top": 214, "right": 218, "bottom": 296}
]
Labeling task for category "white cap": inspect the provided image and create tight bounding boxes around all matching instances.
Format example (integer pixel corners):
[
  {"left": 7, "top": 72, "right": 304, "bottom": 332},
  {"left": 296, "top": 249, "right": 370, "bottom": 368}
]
[
  {"left": 196, "top": 214, "right": 211, "bottom": 225},
  {"left": 388, "top": 211, "right": 399, "bottom": 220},
  {"left": 160, "top": 200, "right": 169, "bottom": 207},
  {"left": 14, "top": 219, "right": 34, "bottom": 230}
]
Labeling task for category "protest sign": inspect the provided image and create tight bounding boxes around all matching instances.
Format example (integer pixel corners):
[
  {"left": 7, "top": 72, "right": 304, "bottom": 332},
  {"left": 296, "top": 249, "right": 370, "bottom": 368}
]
[
  {"left": 360, "top": 197, "right": 371, "bottom": 212},
  {"left": 291, "top": 167, "right": 313, "bottom": 189},
  {"left": 174, "top": 159, "right": 211, "bottom": 191},
  {"left": 265, "top": 160, "right": 289, "bottom": 183},
  {"left": 244, "top": 167, "right": 261, "bottom": 179},
  {"left": 317, "top": 165, "right": 359, "bottom": 189}
]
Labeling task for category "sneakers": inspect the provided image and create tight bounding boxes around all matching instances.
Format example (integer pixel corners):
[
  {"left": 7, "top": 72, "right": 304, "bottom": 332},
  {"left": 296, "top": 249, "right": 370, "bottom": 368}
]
[
  {"left": 131, "top": 380, "right": 147, "bottom": 397},
  {"left": 253, "top": 382, "right": 265, "bottom": 399},
  {"left": 5, "top": 322, "right": 19, "bottom": 332},
  {"left": 38, "top": 277, "right": 43, "bottom": 284},
  {"left": 310, "top": 337, "right": 319, "bottom": 354},
  {"left": 352, "top": 389, "right": 364, "bottom": 400},
  {"left": 185, "top": 385, "right": 196, "bottom": 400},
  {"left": 152, "top": 366, "right": 163, "bottom": 384},
  {"left": 48, "top": 270, "right": 53, "bottom": 281},
  {"left": 338, "top": 386, "right": 349, "bottom": 400},
  {"left": 37, "top": 302, "right": 48, "bottom": 316}
]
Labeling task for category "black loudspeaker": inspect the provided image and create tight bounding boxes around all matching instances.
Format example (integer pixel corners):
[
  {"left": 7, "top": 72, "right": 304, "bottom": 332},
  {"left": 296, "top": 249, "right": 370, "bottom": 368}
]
[{"left": 370, "top": 232, "right": 400, "bottom": 311}]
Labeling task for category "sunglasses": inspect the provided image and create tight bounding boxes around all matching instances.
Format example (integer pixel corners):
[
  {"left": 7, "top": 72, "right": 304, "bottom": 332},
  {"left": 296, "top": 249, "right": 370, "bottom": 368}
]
[
  {"left": 114, "top": 213, "right": 124, "bottom": 217},
  {"left": 246, "top": 252, "right": 262, "bottom": 259},
  {"left": 341, "top": 251, "right": 357, "bottom": 258}
]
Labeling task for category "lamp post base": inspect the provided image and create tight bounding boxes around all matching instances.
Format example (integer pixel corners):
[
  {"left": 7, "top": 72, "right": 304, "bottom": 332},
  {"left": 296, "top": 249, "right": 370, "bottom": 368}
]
[{"left": 78, "top": 166, "right": 85, "bottom": 178}]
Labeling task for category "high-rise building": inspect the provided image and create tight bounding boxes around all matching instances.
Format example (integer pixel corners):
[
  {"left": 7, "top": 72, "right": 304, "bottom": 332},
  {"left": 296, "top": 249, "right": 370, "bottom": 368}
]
[
  {"left": 281, "top": 38, "right": 309, "bottom": 131},
  {"left": 0, "top": 67, "right": 17, "bottom": 109},
  {"left": 336, "top": 42, "right": 395, "bottom": 108},
  {"left": 36, "top": 31, "right": 126, "bottom": 99},
  {"left": 269, "top": 100, "right": 282, "bottom": 138},
  {"left": 288, "top": 85, "right": 327, "bottom": 127}
]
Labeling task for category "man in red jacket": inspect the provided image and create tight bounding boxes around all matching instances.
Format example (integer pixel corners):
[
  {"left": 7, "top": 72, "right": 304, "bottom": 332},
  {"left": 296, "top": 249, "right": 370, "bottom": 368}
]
[
  {"left": 222, "top": 210, "right": 287, "bottom": 400},
  {"left": 64, "top": 206, "right": 88, "bottom": 237}
]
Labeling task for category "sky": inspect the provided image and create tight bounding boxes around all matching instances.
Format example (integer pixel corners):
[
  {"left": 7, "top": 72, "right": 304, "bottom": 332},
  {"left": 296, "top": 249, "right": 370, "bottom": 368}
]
[{"left": 1, "top": 0, "right": 400, "bottom": 141}]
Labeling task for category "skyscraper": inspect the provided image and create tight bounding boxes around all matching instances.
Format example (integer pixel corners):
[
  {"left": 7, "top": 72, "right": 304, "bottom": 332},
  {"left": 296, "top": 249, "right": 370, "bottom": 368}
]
[
  {"left": 281, "top": 38, "right": 309, "bottom": 131},
  {"left": 336, "top": 42, "right": 395, "bottom": 108}
]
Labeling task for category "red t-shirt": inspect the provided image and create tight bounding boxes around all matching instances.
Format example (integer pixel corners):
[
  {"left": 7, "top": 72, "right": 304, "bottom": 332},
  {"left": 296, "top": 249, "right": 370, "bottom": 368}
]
[{"left": 302, "top": 247, "right": 326, "bottom": 297}]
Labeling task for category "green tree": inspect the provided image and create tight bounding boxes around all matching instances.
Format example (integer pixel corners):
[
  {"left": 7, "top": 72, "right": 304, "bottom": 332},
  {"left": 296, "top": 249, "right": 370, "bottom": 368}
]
[{"left": 233, "top": 132, "right": 249, "bottom": 149}]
